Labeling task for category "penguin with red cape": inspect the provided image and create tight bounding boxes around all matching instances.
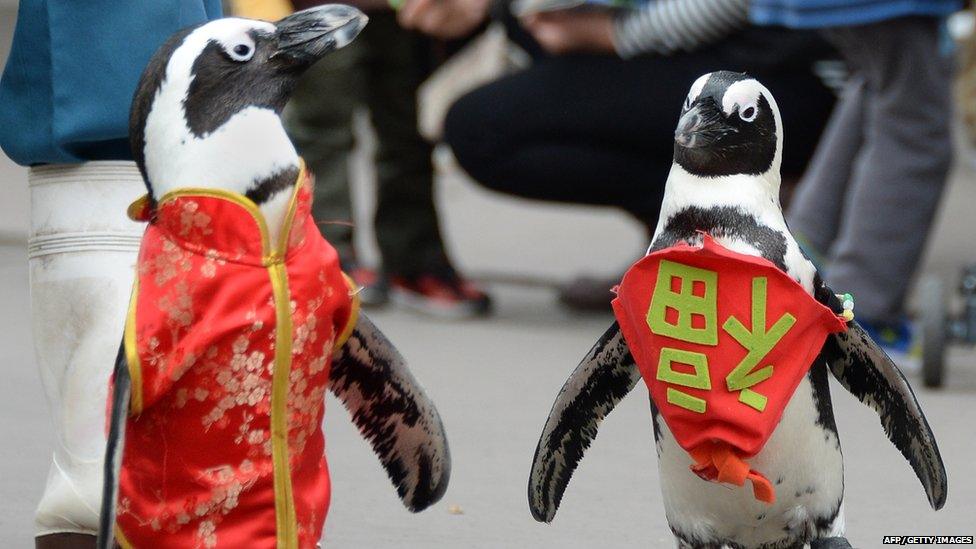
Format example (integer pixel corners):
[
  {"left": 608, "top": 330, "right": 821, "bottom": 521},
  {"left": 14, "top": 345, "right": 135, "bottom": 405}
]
[
  {"left": 97, "top": 8, "right": 450, "bottom": 548},
  {"left": 528, "top": 72, "right": 946, "bottom": 549}
]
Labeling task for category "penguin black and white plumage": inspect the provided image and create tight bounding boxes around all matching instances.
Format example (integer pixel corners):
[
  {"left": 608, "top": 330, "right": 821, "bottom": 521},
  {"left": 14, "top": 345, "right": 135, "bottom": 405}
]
[
  {"left": 528, "top": 71, "right": 946, "bottom": 549},
  {"left": 98, "top": 7, "right": 449, "bottom": 548}
]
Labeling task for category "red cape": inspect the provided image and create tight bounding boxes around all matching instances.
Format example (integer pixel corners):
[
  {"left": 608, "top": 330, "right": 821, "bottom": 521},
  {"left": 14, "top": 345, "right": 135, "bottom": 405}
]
[{"left": 612, "top": 235, "right": 846, "bottom": 503}]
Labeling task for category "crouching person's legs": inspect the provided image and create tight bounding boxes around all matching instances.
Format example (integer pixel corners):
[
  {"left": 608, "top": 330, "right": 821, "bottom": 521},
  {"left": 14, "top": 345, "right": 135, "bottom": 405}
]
[{"left": 29, "top": 162, "right": 143, "bottom": 549}]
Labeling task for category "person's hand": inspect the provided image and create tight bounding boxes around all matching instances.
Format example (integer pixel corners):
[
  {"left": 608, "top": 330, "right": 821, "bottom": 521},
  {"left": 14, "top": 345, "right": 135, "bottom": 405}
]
[
  {"left": 520, "top": 10, "right": 615, "bottom": 55},
  {"left": 398, "top": 0, "right": 490, "bottom": 39}
]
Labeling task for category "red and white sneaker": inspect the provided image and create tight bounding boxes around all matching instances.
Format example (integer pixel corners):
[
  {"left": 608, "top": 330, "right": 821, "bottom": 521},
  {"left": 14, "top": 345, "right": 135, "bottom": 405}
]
[{"left": 389, "top": 270, "right": 492, "bottom": 319}]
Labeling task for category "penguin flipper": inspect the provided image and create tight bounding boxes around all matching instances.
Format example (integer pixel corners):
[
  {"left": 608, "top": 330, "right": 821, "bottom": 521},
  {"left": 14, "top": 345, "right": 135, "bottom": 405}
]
[
  {"left": 528, "top": 321, "right": 640, "bottom": 523},
  {"left": 329, "top": 313, "right": 450, "bottom": 512},
  {"left": 97, "top": 341, "right": 131, "bottom": 549},
  {"left": 824, "top": 321, "right": 947, "bottom": 510}
]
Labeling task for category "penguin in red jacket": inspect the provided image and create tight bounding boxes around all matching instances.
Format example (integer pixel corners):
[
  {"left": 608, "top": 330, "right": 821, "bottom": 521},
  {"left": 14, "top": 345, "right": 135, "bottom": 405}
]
[
  {"left": 98, "top": 7, "right": 449, "bottom": 548},
  {"left": 527, "top": 72, "right": 946, "bottom": 549}
]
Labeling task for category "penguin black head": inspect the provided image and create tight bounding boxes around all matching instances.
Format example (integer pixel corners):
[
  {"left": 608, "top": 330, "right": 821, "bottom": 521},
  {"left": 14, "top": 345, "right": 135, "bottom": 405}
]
[
  {"left": 672, "top": 71, "right": 781, "bottom": 179},
  {"left": 129, "top": 5, "right": 367, "bottom": 204}
]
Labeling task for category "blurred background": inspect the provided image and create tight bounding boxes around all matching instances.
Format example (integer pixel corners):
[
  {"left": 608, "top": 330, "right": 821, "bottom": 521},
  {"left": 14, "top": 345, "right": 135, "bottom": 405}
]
[{"left": 2, "top": 0, "right": 976, "bottom": 547}]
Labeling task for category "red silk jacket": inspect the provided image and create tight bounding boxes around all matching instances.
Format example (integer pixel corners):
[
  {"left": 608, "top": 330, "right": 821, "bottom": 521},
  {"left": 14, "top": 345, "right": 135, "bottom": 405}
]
[
  {"left": 612, "top": 235, "right": 846, "bottom": 504},
  {"left": 115, "top": 167, "right": 359, "bottom": 548}
]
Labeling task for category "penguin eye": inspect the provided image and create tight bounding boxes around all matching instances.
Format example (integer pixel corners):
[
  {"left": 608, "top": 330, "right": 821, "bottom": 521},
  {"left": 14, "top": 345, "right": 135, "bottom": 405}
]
[
  {"left": 228, "top": 43, "right": 254, "bottom": 62},
  {"left": 739, "top": 103, "right": 758, "bottom": 122}
]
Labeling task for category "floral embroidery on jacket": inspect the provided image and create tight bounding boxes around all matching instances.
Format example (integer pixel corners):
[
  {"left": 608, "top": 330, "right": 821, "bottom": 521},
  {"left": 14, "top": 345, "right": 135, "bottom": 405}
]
[{"left": 116, "top": 173, "right": 357, "bottom": 549}]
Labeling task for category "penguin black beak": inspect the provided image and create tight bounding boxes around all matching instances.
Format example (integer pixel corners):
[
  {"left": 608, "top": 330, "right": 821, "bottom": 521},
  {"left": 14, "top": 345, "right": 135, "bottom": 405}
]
[
  {"left": 272, "top": 4, "right": 368, "bottom": 67},
  {"left": 675, "top": 99, "right": 736, "bottom": 149}
]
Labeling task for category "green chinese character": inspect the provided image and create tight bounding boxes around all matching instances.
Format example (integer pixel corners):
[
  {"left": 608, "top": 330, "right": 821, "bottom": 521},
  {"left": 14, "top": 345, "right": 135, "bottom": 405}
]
[
  {"left": 722, "top": 277, "right": 796, "bottom": 412},
  {"left": 657, "top": 347, "right": 710, "bottom": 413},
  {"left": 647, "top": 260, "right": 718, "bottom": 345}
]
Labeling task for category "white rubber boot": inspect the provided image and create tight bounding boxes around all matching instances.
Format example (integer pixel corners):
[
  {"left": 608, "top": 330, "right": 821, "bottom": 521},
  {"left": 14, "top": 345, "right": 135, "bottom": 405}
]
[{"left": 28, "top": 162, "right": 143, "bottom": 538}]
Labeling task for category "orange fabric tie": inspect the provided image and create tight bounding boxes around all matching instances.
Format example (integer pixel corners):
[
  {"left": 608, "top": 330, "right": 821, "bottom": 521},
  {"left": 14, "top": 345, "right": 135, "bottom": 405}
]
[{"left": 689, "top": 441, "right": 776, "bottom": 504}]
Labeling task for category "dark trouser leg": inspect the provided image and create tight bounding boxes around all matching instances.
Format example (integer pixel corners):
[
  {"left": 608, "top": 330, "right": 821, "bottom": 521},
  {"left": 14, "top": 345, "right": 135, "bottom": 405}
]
[
  {"left": 363, "top": 13, "right": 447, "bottom": 276},
  {"left": 445, "top": 53, "right": 679, "bottom": 226},
  {"left": 787, "top": 74, "right": 866, "bottom": 263},
  {"left": 817, "top": 17, "right": 953, "bottom": 320},
  {"left": 282, "top": 34, "right": 365, "bottom": 263}
]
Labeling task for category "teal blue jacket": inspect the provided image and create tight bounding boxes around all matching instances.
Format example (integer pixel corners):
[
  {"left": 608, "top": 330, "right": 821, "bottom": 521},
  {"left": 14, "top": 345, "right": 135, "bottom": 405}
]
[{"left": 0, "top": 1, "right": 222, "bottom": 166}]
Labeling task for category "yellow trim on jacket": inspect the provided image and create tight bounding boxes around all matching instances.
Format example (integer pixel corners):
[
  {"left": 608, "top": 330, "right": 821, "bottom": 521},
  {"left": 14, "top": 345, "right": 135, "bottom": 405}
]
[
  {"left": 115, "top": 524, "right": 135, "bottom": 549},
  {"left": 335, "top": 273, "right": 362, "bottom": 351},
  {"left": 124, "top": 276, "right": 143, "bottom": 415}
]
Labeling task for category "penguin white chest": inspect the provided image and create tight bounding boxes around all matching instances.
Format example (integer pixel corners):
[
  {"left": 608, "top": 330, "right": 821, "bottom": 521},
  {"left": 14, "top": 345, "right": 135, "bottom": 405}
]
[{"left": 654, "top": 373, "right": 845, "bottom": 547}]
